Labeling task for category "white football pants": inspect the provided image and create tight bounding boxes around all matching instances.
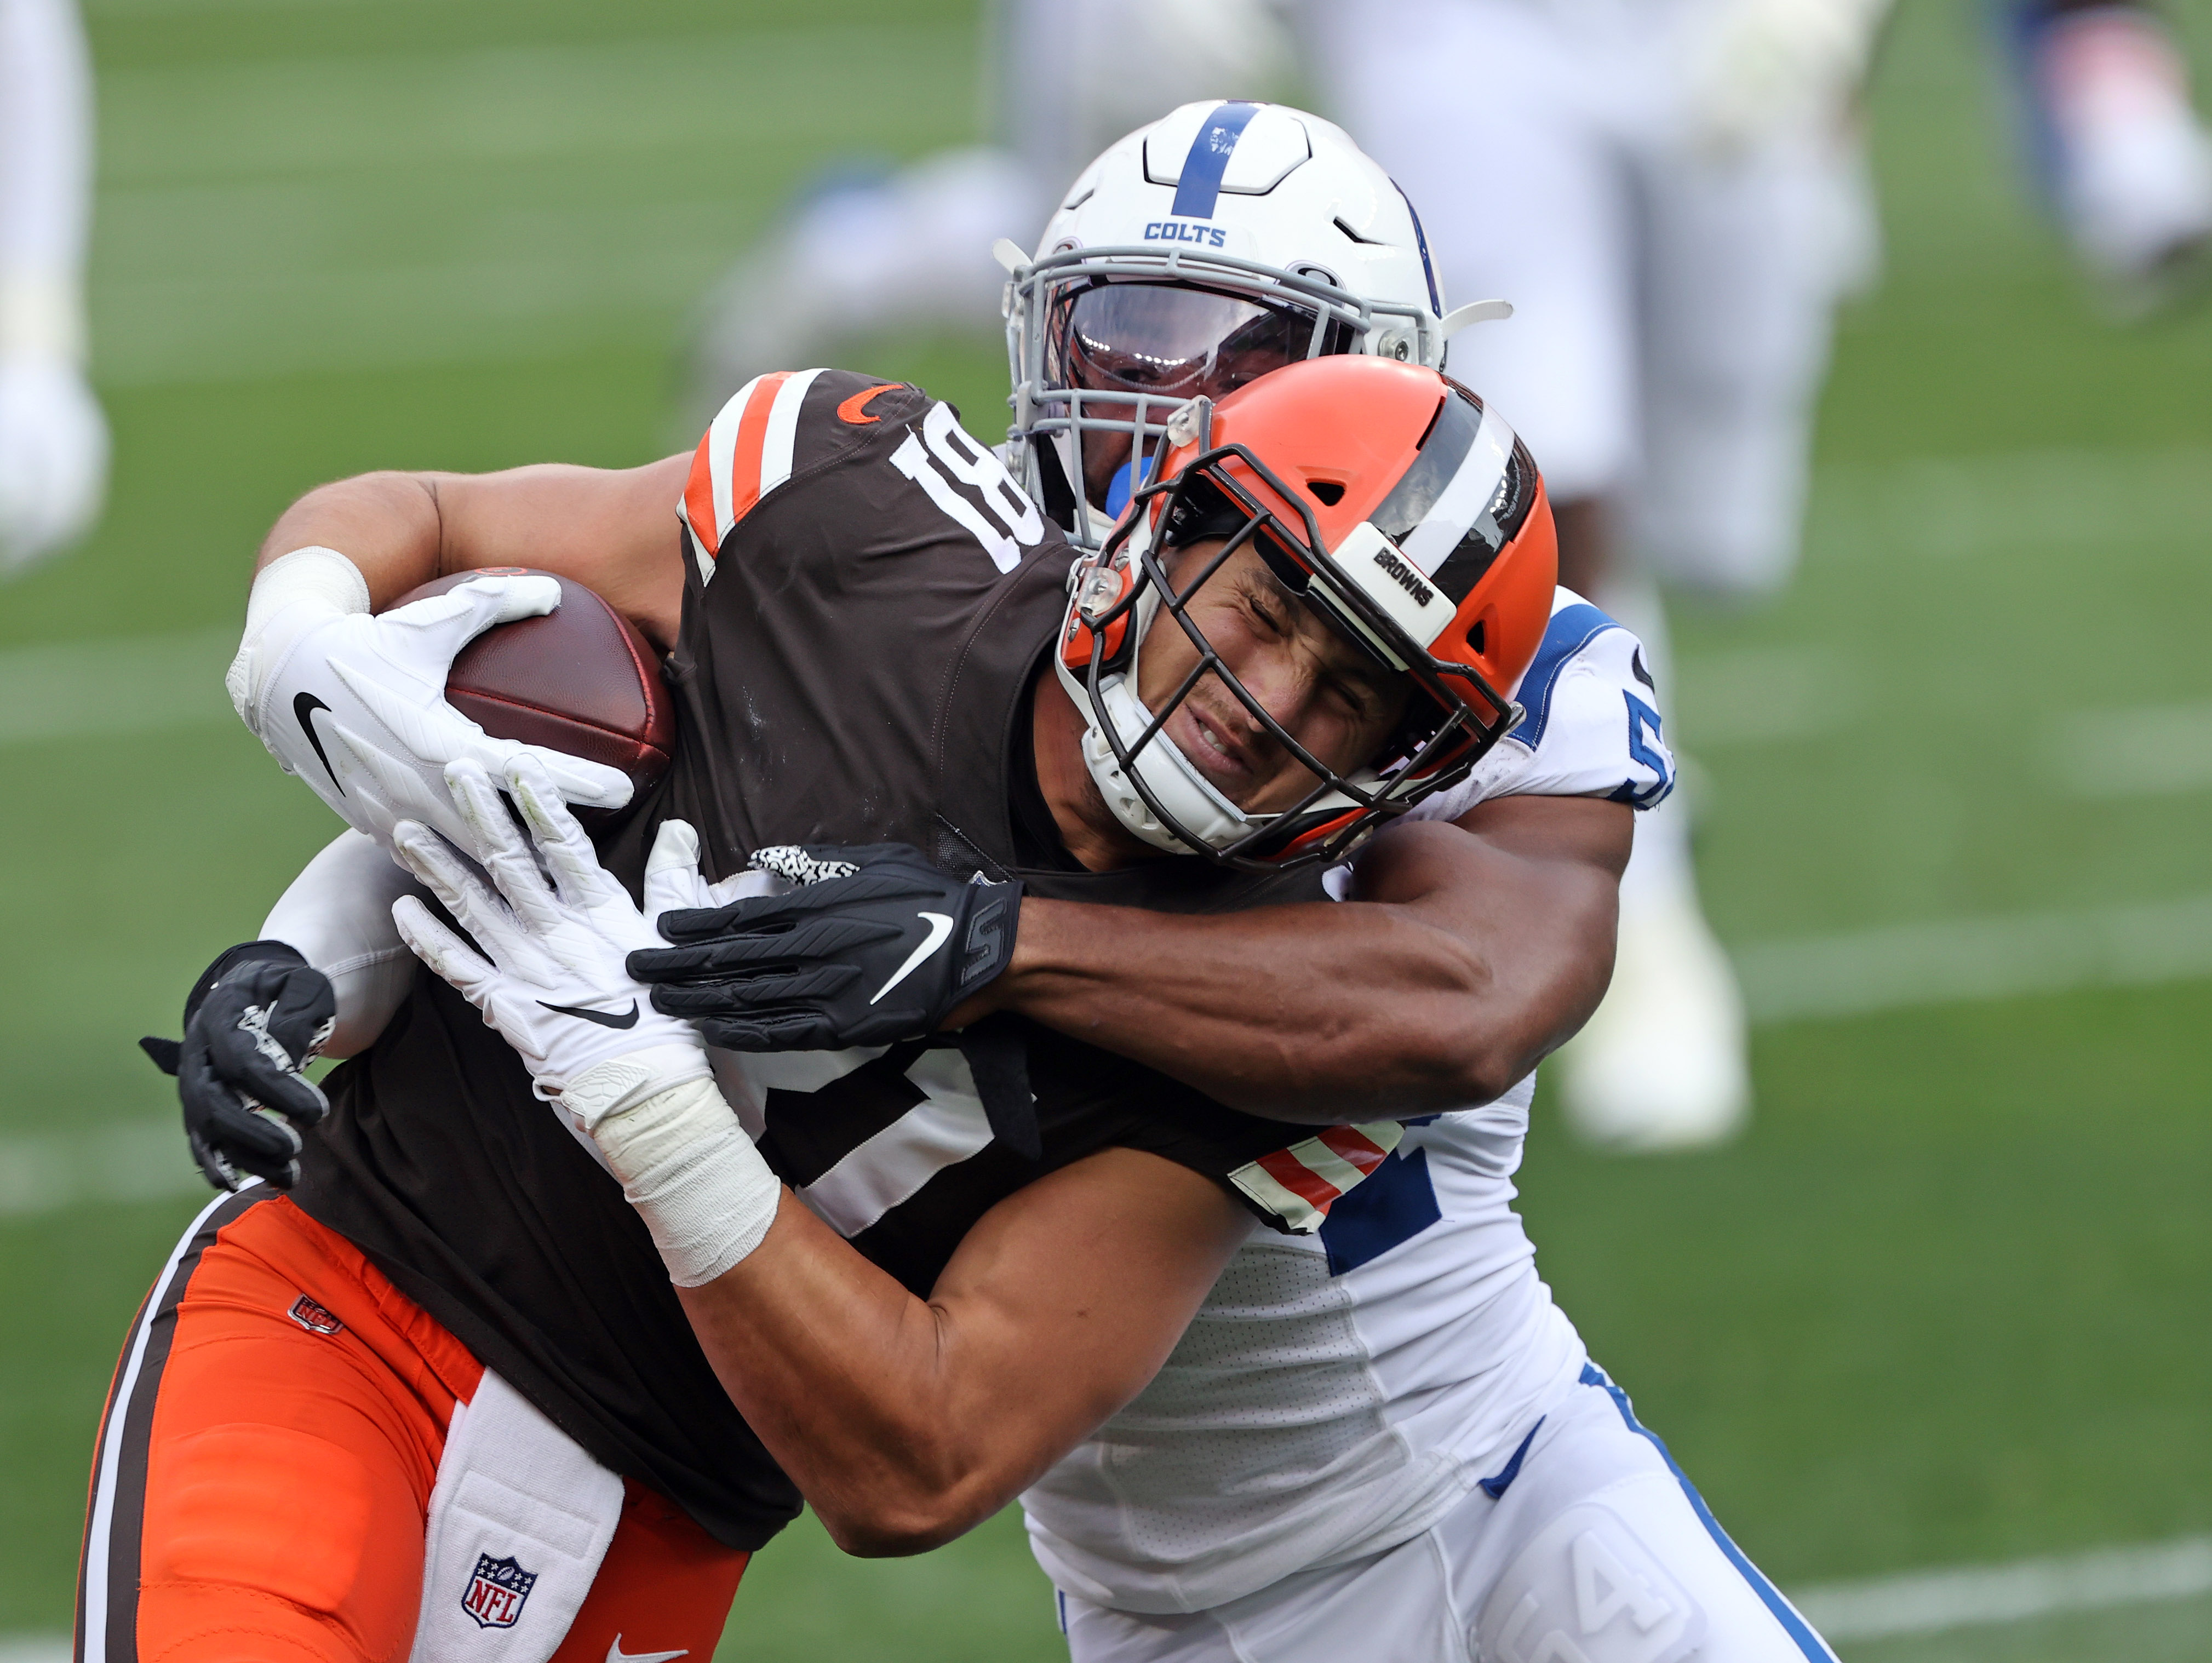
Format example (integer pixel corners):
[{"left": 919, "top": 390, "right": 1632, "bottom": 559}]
[{"left": 1055, "top": 1366, "right": 1836, "bottom": 1663}]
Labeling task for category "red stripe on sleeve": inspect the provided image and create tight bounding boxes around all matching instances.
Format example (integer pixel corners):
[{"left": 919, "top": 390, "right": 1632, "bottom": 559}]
[
  {"left": 1254, "top": 1148, "right": 1342, "bottom": 1214},
  {"left": 1316, "top": 1125, "right": 1391, "bottom": 1175}
]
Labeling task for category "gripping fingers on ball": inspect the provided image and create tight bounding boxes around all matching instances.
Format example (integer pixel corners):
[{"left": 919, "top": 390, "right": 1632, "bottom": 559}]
[
  {"left": 323, "top": 718, "right": 446, "bottom": 842},
  {"left": 382, "top": 573, "right": 560, "bottom": 664},
  {"left": 519, "top": 747, "right": 633, "bottom": 812}
]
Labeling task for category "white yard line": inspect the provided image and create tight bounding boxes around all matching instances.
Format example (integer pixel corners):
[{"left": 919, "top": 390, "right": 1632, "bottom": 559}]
[
  {"left": 0, "top": 1123, "right": 208, "bottom": 1219},
  {"left": 0, "top": 628, "right": 237, "bottom": 747},
  {"left": 2056, "top": 699, "right": 2212, "bottom": 798},
  {"left": 0, "top": 1638, "right": 68, "bottom": 1663},
  {"left": 1737, "top": 892, "right": 2212, "bottom": 1024},
  {"left": 1791, "top": 1534, "right": 2212, "bottom": 1643}
]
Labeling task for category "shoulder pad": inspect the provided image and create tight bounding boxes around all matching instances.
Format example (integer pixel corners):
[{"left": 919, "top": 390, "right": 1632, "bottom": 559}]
[
  {"left": 1396, "top": 588, "right": 1674, "bottom": 823},
  {"left": 679, "top": 370, "right": 929, "bottom": 576}
]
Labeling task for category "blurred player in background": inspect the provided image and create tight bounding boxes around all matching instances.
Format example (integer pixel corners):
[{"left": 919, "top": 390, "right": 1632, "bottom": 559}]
[
  {"left": 0, "top": 0, "right": 106, "bottom": 578},
  {"left": 1307, "top": 0, "right": 1891, "bottom": 1151},
  {"left": 2007, "top": 0, "right": 2212, "bottom": 307},
  {"left": 1312, "top": 0, "right": 2212, "bottom": 1149}
]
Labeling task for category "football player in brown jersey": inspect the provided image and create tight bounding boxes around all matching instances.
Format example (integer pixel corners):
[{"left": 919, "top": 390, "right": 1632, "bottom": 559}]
[{"left": 84, "top": 354, "right": 1643, "bottom": 1663}]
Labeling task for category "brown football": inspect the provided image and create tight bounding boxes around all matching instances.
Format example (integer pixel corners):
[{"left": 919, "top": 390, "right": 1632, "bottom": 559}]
[{"left": 393, "top": 568, "right": 674, "bottom": 821}]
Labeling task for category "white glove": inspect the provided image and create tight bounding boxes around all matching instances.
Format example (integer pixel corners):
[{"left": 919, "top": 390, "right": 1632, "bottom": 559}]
[
  {"left": 227, "top": 548, "right": 634, "bottom": 857},
  {"left": 389, "top": 754, "right": 702, "bottom": 1096},
  {"left": 392, "top": 755, "right": 780, "bottom": 1286},
  {"left": 0, "top": 354, "right": 106, "bottom": 577}
]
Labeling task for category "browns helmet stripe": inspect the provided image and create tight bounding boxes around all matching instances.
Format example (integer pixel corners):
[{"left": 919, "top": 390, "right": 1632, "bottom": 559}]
[{"left": 1375, "top": 388, "right": 1522, "bottom": 589}]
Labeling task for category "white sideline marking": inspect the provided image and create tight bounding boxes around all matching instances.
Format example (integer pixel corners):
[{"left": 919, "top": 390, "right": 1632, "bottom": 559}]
[
  {"left": 0, "top": 1123, "right": 208, "bottom": 1219},
  {"left": 0, "top": 1638, "right": 70, "bottom": 1663},
  {"left": 0, "top": 629, "right": 237, "bottom": 746},
  {"left": 1738, "top": 892, "right": 2212, "bottom": 1024},
  {"left": 1792, "top": 1535, "right": 2212, "bottom": 1642}
]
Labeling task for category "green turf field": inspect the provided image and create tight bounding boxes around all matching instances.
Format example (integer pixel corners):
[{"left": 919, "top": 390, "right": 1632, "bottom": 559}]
[{"left": 3, "top": 0, "right": 2210, "bottom": 1655}]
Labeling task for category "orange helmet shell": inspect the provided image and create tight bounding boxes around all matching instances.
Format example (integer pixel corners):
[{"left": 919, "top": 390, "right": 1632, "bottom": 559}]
[{"left": 1148, "top": 355, "right": 1556, "bottom": 744}]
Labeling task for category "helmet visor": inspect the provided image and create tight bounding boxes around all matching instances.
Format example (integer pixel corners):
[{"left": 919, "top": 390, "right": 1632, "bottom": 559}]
[{"left": 1050, "top": 280, "right": 1357, "bottom": 402}]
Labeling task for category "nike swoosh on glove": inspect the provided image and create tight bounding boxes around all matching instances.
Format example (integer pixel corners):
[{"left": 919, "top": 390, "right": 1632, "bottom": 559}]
[
  {"left": 394, "top": 758, "right": 783, "bottom": 1287},
  {"left": 228, "top": 550, "right": 632, "bottom": 858},
  {"left": 140, "top": 942, "right": 337, "bottom": 1191},
  {"left": 628, "top": 843, "right": 1022, "bottom": 1053},
  {"left": 389, "top": 753, "right": 709, "bottom": 1105}
]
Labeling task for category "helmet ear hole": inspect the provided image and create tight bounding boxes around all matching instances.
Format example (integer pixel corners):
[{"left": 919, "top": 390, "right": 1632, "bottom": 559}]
[{"left": 1306, "top": 479, "right": 1345, "bottom": 506}]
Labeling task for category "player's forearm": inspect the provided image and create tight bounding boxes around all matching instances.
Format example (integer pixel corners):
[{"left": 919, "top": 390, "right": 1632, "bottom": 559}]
[
  {"left": 674, "top": 1205, "right": 1036, "bottom": 1557},
  {"left": 259, "top": 830, "right": 420, "bottom": 1058},
  {"left": 989, "top": 897, "right": 1508, "bottom": 1118},
  {"left": 982, "top": 816, "right": 1624, "bottom": 1122},
  {"left": 668, "top": 1149, "right": 1246, "bottom": 1558}
]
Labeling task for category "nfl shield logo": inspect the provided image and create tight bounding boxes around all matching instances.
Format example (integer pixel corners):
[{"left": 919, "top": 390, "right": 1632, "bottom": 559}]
[{"left": 461, "top": 1553, "right": 537, "bottom": 1630}]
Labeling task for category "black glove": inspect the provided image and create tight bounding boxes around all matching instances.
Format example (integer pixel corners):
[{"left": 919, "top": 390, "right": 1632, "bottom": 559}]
[
  {"left": 629, "top": 843, "right": 1022, "bottom": 1053},
  {"left": 140, "top": 942, "right": 338, "bottom": 1192}
]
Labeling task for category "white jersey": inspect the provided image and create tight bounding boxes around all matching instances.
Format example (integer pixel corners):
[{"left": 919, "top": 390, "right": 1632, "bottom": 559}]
[{"left": 1021, "top": 589, "right": 1675, "bottom": 1615}]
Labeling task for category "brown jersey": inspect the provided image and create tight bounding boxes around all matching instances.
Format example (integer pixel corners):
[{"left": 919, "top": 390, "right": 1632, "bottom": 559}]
[{"left": 294, "top": 370, "right": 1362, "bottom": 1552}]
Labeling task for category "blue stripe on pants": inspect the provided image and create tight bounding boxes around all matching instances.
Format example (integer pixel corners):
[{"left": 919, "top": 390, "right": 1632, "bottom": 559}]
[{"left": 1580, "top": 1363, "right": 1837, "bottom": 1662}]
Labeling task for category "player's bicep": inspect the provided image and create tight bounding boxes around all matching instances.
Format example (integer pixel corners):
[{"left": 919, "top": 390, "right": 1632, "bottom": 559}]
[
  {"left": 426, "top": 456, "right": 690, "bottom": 649},
  {"left": 927, "top": 1148, "right": 1251, "bottom": 1471},
  {"left": 1448, "top": 791, "right": 1634, "bottom": 876}
]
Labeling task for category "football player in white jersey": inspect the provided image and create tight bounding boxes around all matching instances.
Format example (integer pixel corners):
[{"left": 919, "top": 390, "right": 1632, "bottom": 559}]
[
  {"left": 1001, "top": 102, "right": 1832, "bottom": 1662},
  {"left": 173, "top": 102, "right": 1835, "bottom": 1663},
  {"left": 0, "top": 0, "right": 106, "bottom": 577}
]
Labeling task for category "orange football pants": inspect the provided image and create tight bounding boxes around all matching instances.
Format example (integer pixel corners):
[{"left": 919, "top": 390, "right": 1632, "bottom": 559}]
[{"left": 76, "top": 1190, "right": 748, "bottom": 1663}]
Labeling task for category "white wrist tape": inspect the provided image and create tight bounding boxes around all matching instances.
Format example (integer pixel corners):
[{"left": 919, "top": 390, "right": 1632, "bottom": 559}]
[
  {"left": 563, "top": 1050, "right": 782, "bottom": 1288},
  {"left": 227, "top": 545, "right": 371, "bottom": 732}
]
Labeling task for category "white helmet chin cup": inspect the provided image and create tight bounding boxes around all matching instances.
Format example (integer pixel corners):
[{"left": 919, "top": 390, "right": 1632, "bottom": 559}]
[{"left": 1091, "top": 673, "right": 1256, "bottom": 855}]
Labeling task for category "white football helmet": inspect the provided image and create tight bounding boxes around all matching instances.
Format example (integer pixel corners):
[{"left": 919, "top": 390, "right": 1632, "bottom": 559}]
[{"left": 1005, "top": 100, "right": 1480, "bottom": 548}]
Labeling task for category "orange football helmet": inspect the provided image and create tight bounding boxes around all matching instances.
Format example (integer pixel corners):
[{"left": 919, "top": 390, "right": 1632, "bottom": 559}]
[{"left": 1055, "top": 353, "right": 1557, "bottom": 867}]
